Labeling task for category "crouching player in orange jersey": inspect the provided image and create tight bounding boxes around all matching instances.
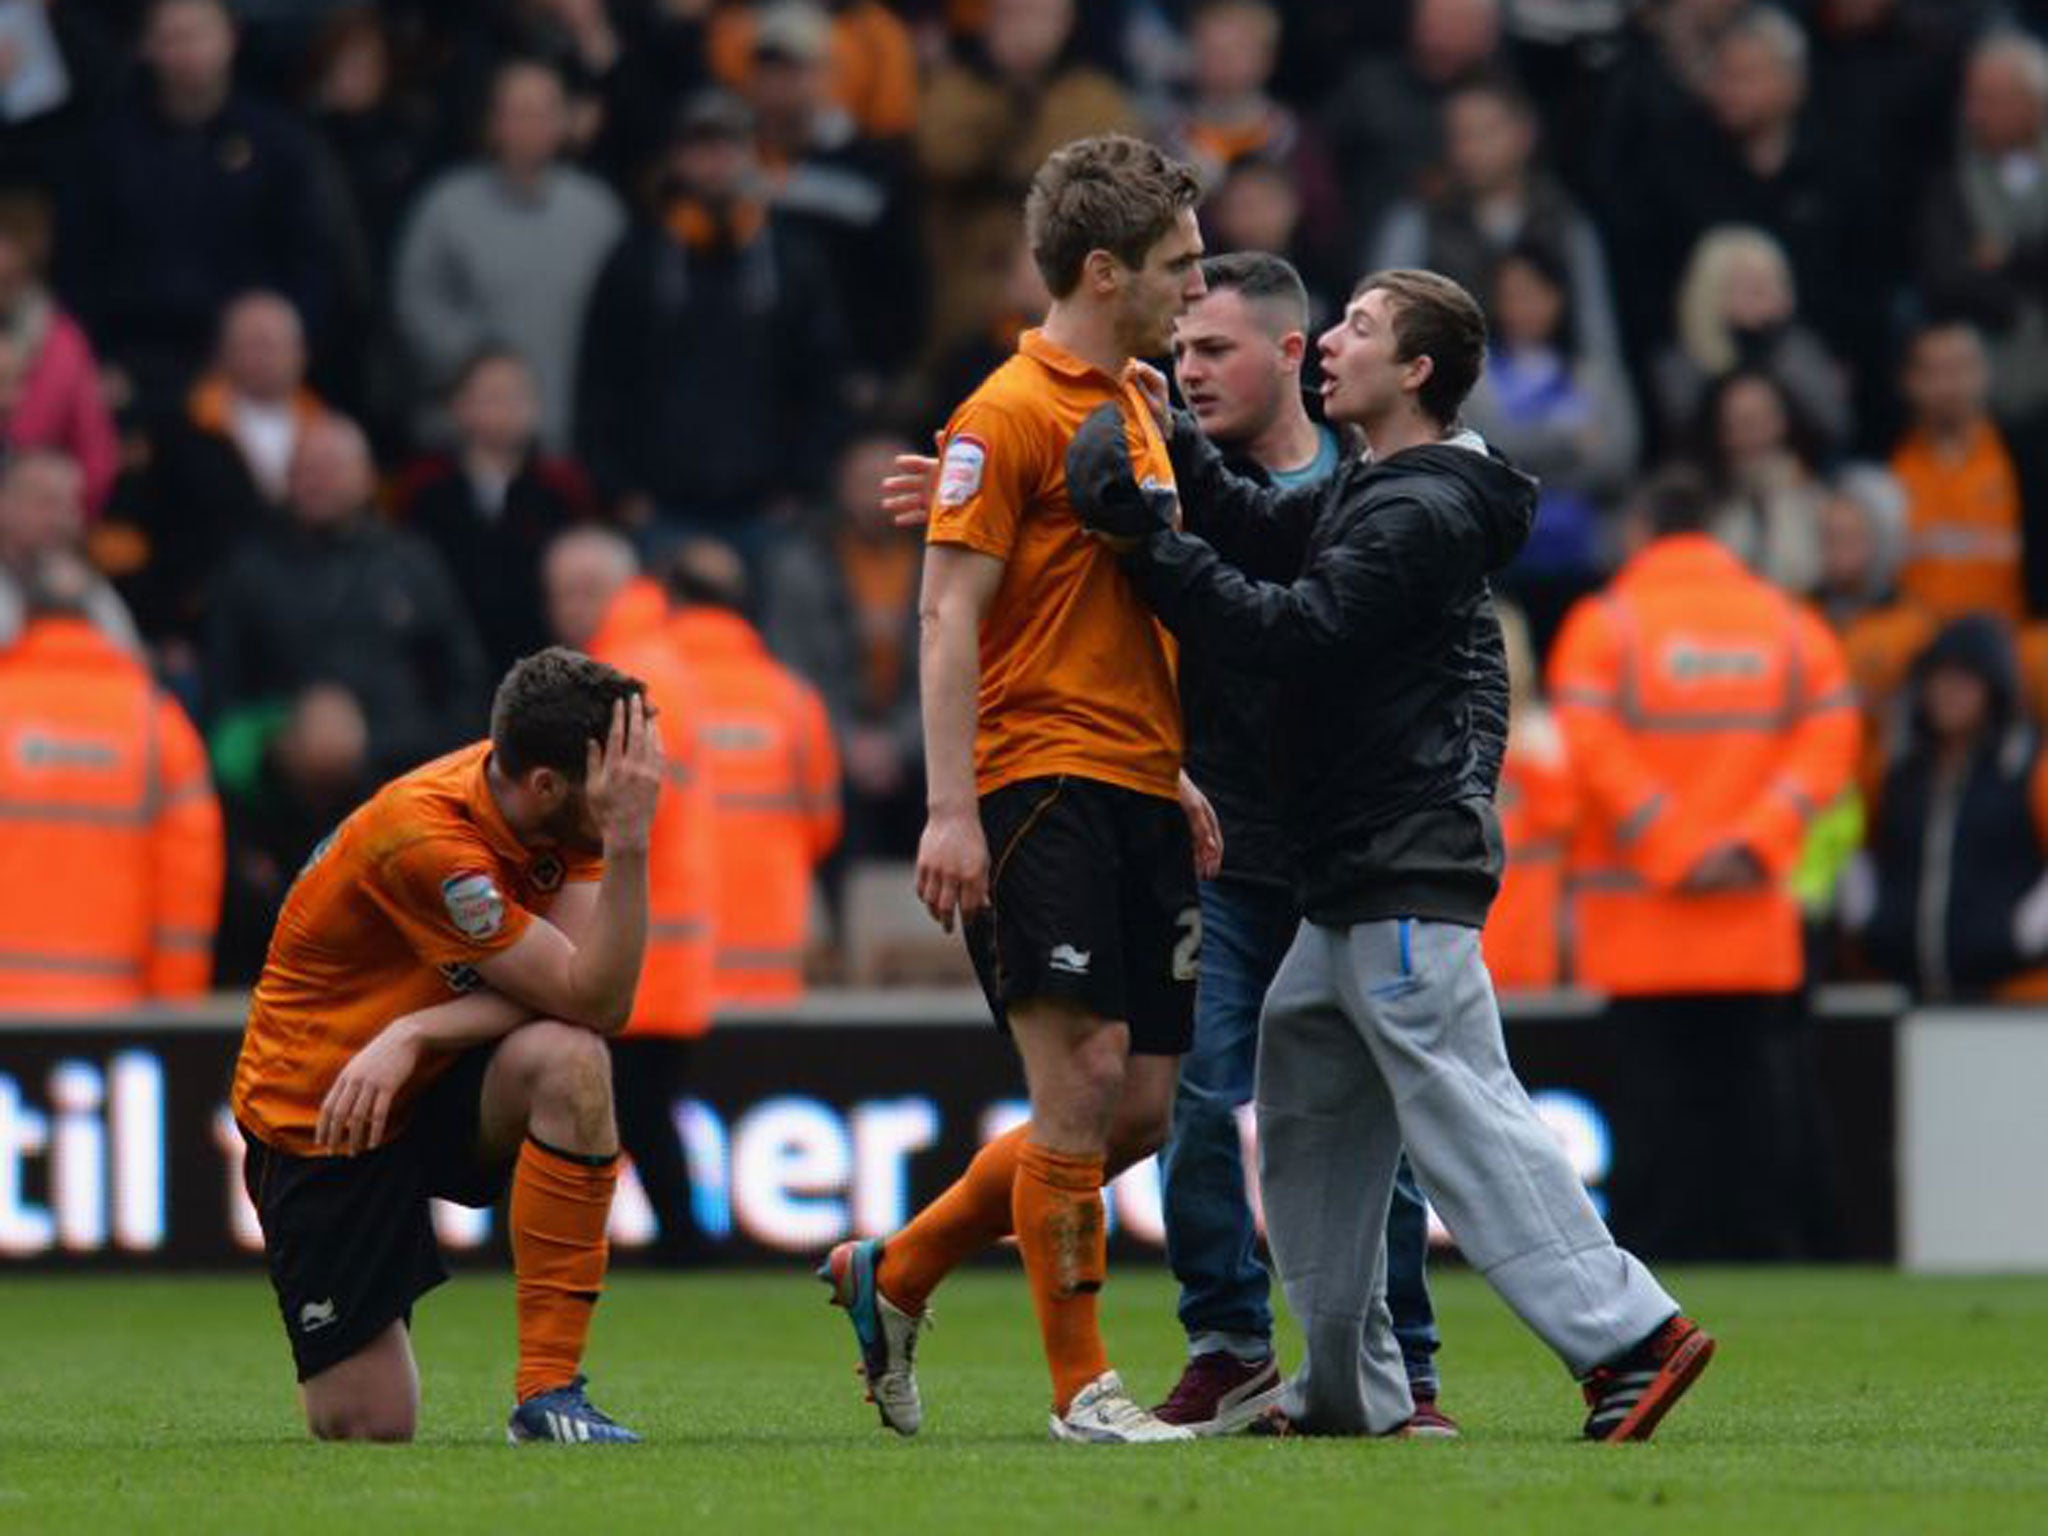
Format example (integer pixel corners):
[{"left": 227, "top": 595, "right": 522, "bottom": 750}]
[{"left": 231, "top": 649, "right": 663, "bottom": 1443}]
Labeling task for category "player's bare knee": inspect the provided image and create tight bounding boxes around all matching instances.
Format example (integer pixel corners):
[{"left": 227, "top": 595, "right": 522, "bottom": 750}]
[
  {"left": 1072, "top": 1029, "right": 1129, "bottom": 1112},
  {"left": 528, "top": 1021, "right": 614, "bottom": 1130}
]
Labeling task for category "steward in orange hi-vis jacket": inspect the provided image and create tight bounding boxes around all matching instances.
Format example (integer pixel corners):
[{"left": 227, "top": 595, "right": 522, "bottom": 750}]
[
  {"left": 1549, "top": 531, "right": 1860, "bottom": 997},
  {"left": 1548, "top": 470, "right": 1860, "bottom": 1259},
  {"left": 1483, "top": 712, "right": 1575, "bottom": 991},
  {"left": 0, "top": 606, "right": 222, "bottom": 1010},
  {"left": 666, "top": 544, "right": 840, "bottom": 1006}
]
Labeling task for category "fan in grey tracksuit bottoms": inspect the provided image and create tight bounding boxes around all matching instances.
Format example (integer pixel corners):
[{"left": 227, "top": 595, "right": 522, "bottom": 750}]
[{"left": 1063, "top": 268, "right": 1710, "bottom": 1438}]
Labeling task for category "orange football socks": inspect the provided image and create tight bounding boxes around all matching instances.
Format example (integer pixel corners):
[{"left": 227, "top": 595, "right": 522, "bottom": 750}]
[
  {"left": 877, "top": 1124, "right": 1027, "bottom": 1314},
  {"left": 1013, "top": 1140, "right": 1110, "bottom": 1414},
  {"left": 511, "top": 1136, "right": 619, "bottom": 1403}
]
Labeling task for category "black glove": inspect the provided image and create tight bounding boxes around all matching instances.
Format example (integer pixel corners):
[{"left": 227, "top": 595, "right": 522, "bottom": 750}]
[{"left": 1065, "top": 403, "right": 1177, "bottom": 544}]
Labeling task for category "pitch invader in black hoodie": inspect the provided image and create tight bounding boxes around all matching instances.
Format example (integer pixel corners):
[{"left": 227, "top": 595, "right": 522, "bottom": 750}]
[{"left": 1065, "top": 268, "right": 1714, "bottom": 1444}]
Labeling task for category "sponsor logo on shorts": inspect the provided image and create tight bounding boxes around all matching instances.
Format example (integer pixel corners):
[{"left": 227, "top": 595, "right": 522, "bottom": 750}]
[
  {"left": 937, "top": 434, "right": 988, "bottom": 508},
  {"left": 1048, "top": 943, "right": 1092, "bottom": 976},
  {"left": 441, "top": 872, "right": 505, "bottom": 940},
  {"left": 299, "top": 1298, "right": 338, "bottom": 1333}
]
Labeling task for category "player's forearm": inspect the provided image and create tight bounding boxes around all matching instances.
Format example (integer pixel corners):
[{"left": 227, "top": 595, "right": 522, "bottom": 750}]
[
  {"left": 919, "top": 602, "right": 981, "bottom": 817},
  {"left": 395, "top": 987, "right": 539, "bottom": 1052},
  {"left": 562, "top": 843, "right": 649, "bottom": 1033}
]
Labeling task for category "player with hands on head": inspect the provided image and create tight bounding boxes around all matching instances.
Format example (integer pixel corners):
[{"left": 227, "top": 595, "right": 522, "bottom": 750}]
[{"left": 232, "top": 649, "right": 663, "bottom": 1445}]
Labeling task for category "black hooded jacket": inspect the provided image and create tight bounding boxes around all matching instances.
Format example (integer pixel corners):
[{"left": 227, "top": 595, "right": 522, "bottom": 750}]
[
  {"left": 1866, "top": 614, "right": 2046, "bottom": 997},
  {"left": 1127, "top": 413, "right": 1536, "bottom": 928}
]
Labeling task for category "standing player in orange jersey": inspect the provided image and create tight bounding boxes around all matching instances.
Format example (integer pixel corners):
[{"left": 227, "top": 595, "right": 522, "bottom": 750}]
[
  {"left": 821, "top": 134, "right": 1220, "bottom": 1444},
  {"left": 231, "top": 649, "right": 663, "bottom": 1443}
]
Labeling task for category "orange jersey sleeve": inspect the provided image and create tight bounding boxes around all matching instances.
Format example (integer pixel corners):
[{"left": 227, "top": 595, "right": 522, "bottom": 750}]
[
  {"left": 360, "top": 833, "right": 536, "bottom": 968},
  {"left": 928, "top": 397, "right": 1050, "bottom": 560},
  {"left": 231, "top": 743, "right": 595, "bottom": 1154}
]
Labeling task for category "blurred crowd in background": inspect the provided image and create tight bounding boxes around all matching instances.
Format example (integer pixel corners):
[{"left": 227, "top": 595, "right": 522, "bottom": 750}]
[{"left": 5, "top": 0, "right": 2048, "bottom": 1014}]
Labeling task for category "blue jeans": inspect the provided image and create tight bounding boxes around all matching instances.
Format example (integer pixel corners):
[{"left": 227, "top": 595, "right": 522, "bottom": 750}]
[{"left": 1159, "top": 877, "right": 1442, "bottom": 1391}]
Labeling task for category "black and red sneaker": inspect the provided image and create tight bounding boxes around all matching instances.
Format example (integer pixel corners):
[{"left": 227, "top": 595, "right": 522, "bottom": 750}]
[
  {"left": 1407, "top": 1392, "right": 1461, "bottom": 1438},
  {"left": 1580, "top": 1314, "right": 1716, "bottom": 1442},
  {"left": 1153, "top": 1351, "right": 1285, "bottom": 1436}
]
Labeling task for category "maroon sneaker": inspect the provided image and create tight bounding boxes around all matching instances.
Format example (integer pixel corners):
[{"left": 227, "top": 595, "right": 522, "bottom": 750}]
[
  {"left": 1407, "top": 1392, "right": 1461, "bottom": 1438},
  {"left": 1245, "top": 1406, "right": 1414, "bottom": 1439},
  {"left": 1581, "top": 1314, "right": 1716, "bottom": 1442},
  {"left": 1153, "top": 1351, "right": 1285, "bottom": 1436}
]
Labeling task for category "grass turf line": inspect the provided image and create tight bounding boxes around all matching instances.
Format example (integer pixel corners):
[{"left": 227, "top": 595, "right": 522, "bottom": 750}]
[{"left": 1, "top": 1267, "right": 2044, "bottom": 1535}]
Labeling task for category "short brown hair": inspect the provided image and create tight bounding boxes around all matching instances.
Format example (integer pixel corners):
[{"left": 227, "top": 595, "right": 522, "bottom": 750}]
[
  {"left": 1025, "top": 135, "right": 1203, "bottom": 299},
  {"left": 491, "top": 647, "right": 647, "bottom": 781},
  {"left": 1352, "top": 268, "right": 1488, "bottom": 425}
]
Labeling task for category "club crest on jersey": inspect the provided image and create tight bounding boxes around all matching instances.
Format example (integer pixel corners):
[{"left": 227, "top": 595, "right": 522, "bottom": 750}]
[
  {"left": 441, "top": 872, "right": 504, "bottom": 940},
  {"left": 937, "top": 434, "right": 987, "bottom": 508},
  {"left": 529, "top": 853, "right": 564, "bottom": 893}
]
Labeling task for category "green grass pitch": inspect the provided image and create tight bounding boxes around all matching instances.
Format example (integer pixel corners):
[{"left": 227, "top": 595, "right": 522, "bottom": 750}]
[{"left": 3, "top": 1266, "right": 2045, "bottom": 1534}]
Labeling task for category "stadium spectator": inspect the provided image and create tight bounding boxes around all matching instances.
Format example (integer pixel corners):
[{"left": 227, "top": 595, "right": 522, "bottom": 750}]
[
  {"left": 427, "top": 0, "right": 688, "bottom": 187},
  {"left": 1851, "top": 613, "right": 2048, "bottom": 1001},
  {"left": 1816, "top": 462, "right": 1913, "bottom": 642},
  {"left": 915, "top": 0, "right": 1136, "bottom": 360},
  {"left": 1550, "top": 464, "right": 1859, "bottom": 1259},
  {"left": 1889, "top": 318, "right": 2026, "bottom": 626},
  {"left": 708, "top": 0, "right": 920, "bottom": 141},
  {"left": 577, "top": 90, "right": 849, "bottom": 567},
  {"left": 205, "top": 415, "right": 488, "bottom": 779},
  {"left": 214, "top": 681, "right": 373, "bottom": 985},
  {"left": 1199, "top": 158, "right": 1338, "bottom": 328},
  {"left": 302, "top": 8, "right": 430, "bottom": 290},
  {"left": 57, "top": 0, "right": 346, "bottom": 419},
  {"left": 1154, "top": 1, "right": 1347, "bottom": 283},
  {"left": 1697, "top": 367, "right": 1832, "bottom": 596},
  {"left": 1371, "top": 73, "right": 1626, "bottom": 378},
  {"left": 128, "top": 291, "right": 327, "bottom": 649},
  {"left": 1815, "top": 465, "right": 1928, "bottom": 792},
  {"left": 1651, "top": 224, "right": 1853, "bottom": 457},
  {"left": 1483, "top": 599, "right": 1575, "bottom": 991},
  {"left": 1917, "top": 30, "right": 2048, "bottom": 423},
  {"left": 1604, "top": 5, "right": 1891, "bottom": 431},
  {"left": 0, "top": 550, "right": 222, "bottom": 1012},
  {"left": 0, "top": 202, "right": 118, "bottom": 515},
  {"left": 544, "top": 525, "right": 718, "bottom": 1265},
  {"left": 1593, "top": 0, "right": 1742, "bottom": 351},
  {"left": 740, "top": 2, "right": 926, "bottom": 382},
  {"left": 1807, "top": 0, "right": 1967, "bottom": 215},
  {"left": 0, "top": 449, "right": 138, "bottom": 652},
  {"left": 667, "top": 537, "right": 840, "bottom": 1007},
  {"left": 1463, "top": 241, "right": 1639, "bottom": 648},
  {"left": 299, "top": 5, "right": 432, "bottom": 434},
  {"left": 1321, "top": 0, "right": 1505, "bottom": 254},
  {"left": 761, "top": 427, "right": 925, "bottom": 866},
  {"left": 392, "top": 347, "right": 598, "bottom": 677},
  {"left": 393, "top": 56, "right": 624, "bottom": 450},
  {"left": 0, "top": 0, "right": 121, "bottom": 201}
]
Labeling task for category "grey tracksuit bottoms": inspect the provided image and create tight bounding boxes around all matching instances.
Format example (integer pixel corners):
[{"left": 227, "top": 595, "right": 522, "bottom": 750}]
[{"left": 1255, "top": 917, "right": 1678, "bottom": 1434}]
